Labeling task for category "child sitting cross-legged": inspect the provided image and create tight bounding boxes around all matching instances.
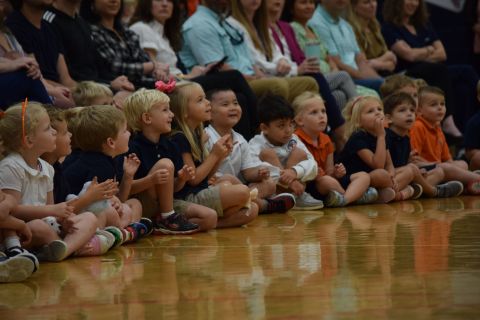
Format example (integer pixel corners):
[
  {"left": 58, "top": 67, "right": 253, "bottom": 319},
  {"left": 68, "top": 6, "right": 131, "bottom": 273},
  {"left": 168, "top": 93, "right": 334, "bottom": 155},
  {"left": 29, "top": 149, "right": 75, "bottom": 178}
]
[
  {"left": 248, "top": 94, "right": 324, "bottom": 210},
  {"left": 205, "top": 88, "right": 296, "bottom": 214},
  {"left": 292, "top": 92, "right": 375, "bottom": 207},
  {"left": 122, "top": 88, "right": 214, "bottom": 234}
]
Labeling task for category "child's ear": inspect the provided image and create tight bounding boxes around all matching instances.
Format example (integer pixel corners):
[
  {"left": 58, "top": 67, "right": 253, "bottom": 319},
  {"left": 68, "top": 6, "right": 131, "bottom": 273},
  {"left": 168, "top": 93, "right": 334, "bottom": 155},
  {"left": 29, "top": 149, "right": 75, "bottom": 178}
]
[
  {"left": 23, "top": 135, "right": 35, "bottom": 149},
  {"left": 294, "top": 115, "right": 303, "bottom": 127},
  {"left": 141, "top": 112, "right": 151, "bottom": 124},
  {"left": 105, "top": 137, "right": 115, "bottom": 150},
  {"left": 259, "top": 123, "right": 268, "bottom": 133}
]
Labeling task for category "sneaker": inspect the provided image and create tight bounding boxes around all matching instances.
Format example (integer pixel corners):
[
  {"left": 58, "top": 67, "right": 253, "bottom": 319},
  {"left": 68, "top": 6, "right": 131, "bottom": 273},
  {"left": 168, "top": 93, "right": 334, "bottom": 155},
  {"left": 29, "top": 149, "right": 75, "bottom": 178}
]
[
  {"left": 473, "top": 170, "right": 480, "bottom": 175},
  {"left": 34, "top": 240, "right": 68, "bottom": 262},
  {"left": 105, "top": 226, "right": 125, "bottom": 247},
  {"left": 325, "top": 190, "right": 346, "bottom": 207},
  {"left": 411, "top": 183, "right": 423, "bottom": 200},
  {"left": 75, "top": 231, "right": 115, "bottom": 257},
  {"left": 125, "top": 222, "right": 149, "bottom": 241},
  {"left": 140, "top": 217, "right": 154, "bottom": 236},
  {"left": 395, "top": 185, "right": 415, "bottom": 201},
  {"left": 0, "top": 252, "right": 5, "bottom": 258},
  {"left": 466, "top": 180, "right": 480, "bottom": 195},
  {"left": 293, "top": 192, "right": 324, "bottom": 210},
  {"left": 376, "top": 187, "right": 396, "bottom": 203},
  {"left": 153, "top": 212, "right": 199, "bottom": 235},
  {"left": 355, "top": 187, "right": 379, "bottom": 205},
  {"left": 263, "top": 193, "right": 296, "bottom": 214},
  {"left": 436, "top": 181, "right": 464, "bottom": 198},
  {"left": 6, "top": 246, "right": 39, "bottom": 272},
  {"left": 0, "top": 255, "right": 36, "bottom": 283}
]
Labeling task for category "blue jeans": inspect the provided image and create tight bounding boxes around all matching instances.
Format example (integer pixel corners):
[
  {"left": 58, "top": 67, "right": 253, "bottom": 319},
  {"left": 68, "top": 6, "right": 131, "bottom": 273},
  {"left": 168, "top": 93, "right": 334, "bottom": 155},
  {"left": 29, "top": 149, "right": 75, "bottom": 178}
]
[
  {"left": 354, "top": 78, "right": 384, "bottom": 93},
  {"left": 0, "top": 70, "right": 51, "bottom": 109}
]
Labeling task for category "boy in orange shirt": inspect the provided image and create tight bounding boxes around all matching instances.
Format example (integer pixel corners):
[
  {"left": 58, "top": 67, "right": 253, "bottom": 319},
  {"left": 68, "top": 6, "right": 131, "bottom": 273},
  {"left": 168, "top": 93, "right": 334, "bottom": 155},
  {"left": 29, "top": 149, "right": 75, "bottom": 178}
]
[{"left": 410, "top": 86, "right": 480, "bottom": 194}]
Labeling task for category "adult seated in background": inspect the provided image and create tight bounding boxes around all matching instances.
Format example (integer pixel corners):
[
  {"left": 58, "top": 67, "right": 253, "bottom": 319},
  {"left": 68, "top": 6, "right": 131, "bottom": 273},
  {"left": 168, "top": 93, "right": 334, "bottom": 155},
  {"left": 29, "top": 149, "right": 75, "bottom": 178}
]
[
  {"left": 346, "top": 0, "right": 397, "bottom": 75},
  {"left": 0, "top": 0, "right": 50, "bottom": 108},
  {"left": 129, "top": 0, "right": 260, "bottom": 139},
  {"left": 382, "top": 0, "right": 478, "bottom": 136},
  {"left": 6, "top": 0, "right": 75, "bottom": 107},
  {"left": 179, "top": 0, "right": 319, "bottom": 104},
  {"left": 308, "top": 0, "right": 384, "bottom": 92},
  {"left": 80, "top": 0, "right": 168, "bottom": 89},
  {"left": 43, "top": 0, "right": 135, "bottom": 92}
]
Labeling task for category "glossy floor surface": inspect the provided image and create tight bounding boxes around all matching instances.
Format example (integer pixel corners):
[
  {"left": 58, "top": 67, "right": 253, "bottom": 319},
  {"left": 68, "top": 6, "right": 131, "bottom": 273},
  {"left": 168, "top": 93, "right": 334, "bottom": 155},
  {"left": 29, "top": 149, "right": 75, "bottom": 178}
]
[{"left": 1, "top": 197, "right": 480, "bottom": 319}]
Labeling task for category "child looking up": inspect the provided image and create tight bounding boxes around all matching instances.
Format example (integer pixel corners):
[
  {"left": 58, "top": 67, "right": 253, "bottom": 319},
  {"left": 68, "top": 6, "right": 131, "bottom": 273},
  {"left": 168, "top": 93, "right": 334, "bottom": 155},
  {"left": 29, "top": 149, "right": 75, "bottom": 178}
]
[
  {"left": 167, "top": 81, "right": 258, "bottom": 228},
  {"left": 205, "top": 88, "right": 296, "bottom": 214},
  {"left": 292, "top": 92, "right": 374, "bottom": 207},
  {"left": 248, "top": 94, "right": 324, "bottom": 210},
  {"left": 123, "top": 88, "right": 214, "bottom": 234},
  {"left": 384, "top": 92, "right": 464, "bottom": 198}
]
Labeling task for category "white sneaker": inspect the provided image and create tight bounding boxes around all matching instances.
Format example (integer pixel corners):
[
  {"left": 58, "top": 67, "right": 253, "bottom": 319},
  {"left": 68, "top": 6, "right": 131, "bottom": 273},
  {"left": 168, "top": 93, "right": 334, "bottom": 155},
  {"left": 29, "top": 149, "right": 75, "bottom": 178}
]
[{"left": 293, "top": 192, "right": 324, "bottom": 210}]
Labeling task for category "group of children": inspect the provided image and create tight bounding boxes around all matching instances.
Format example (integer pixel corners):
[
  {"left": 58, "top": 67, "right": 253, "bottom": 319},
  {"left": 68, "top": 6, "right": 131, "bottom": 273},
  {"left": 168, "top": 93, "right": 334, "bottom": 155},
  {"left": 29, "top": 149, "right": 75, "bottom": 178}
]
[{"left": 0, "top": 73, "right": 479, "bottom": 283}]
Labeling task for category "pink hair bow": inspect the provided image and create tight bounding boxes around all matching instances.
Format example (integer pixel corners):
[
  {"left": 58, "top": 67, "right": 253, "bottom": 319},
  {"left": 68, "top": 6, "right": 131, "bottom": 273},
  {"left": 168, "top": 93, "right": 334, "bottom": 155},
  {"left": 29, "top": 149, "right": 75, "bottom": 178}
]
[{"left": 155, "top": 79, "right": 176, "bottom": 94}]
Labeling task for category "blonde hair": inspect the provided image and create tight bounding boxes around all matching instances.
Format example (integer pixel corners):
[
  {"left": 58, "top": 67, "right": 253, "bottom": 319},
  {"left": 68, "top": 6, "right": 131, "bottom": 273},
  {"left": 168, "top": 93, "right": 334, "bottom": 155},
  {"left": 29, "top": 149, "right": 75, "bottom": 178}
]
[
  {"left": 73, "top": 105, "right": 126, "bottom": 152},
  {"left": 123, "top": 88, "right": 170, "bottom": 132},
  {"left": 0, "top": 102, "right": 47, "bottom": 155},
  {"left": 343, "top": 95, "right": 383, "bottom": 138},
  {"left": 292, "top": 91, "right": 325, "bottom": 117},
  {"left": 72, "top": 81, "right": 113, "bottom": 106},
  {"left": 169, "top": 81, "right": 207, "bottom": 161},
  {"left": 380, "top": 74, "right": 417, "bottom": 98}
]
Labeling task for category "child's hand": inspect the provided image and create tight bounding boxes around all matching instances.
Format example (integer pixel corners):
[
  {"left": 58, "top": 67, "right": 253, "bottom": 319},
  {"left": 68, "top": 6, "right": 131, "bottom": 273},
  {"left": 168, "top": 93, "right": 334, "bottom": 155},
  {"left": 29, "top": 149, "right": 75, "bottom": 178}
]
[
  {"left": 208, "top": 174, "right": 219, "bottom": 186},
  {"left": 409, "top": 149, "right": 422, "bottom": 163},
  {"left": 86, "top": 177, "right": 118, "bottom": 201},
  {"left": 258, "top": 167, "right": 270, "bottom": 180},
  {"left": 51, "top": 201, "right": 75, "bottom": 219},
  {"left": 374, "top": 117, "right": 385, "bottom": 137},
  {"left": 58, "top": 215, "right": 77, "bottom": 234},
  {"left": 123, "top": 153, "right": 140, "bottom": 177},
  {"left": 211, "top": 135, "right": 232, "bottom": 159},
  {"left": 289, "top": 180, "right": 305, "bottom": 196},
  {"left": 280, "top": 168, "right": 298, "bottom": 185},
  {"left": 149, "top": 168, "right": 170, "bottom": 185},
  {"left": 334, "top": 163, "right": 346, "bottom": 178},
  {"left": 178, "top": 165, "right": 195, "bottom": 181},
  {"left": 110, "top": 196, "right": 123, "bottom": 216},
  {"left": 18, "top": 222, "right": 32, "bottom": 246}
]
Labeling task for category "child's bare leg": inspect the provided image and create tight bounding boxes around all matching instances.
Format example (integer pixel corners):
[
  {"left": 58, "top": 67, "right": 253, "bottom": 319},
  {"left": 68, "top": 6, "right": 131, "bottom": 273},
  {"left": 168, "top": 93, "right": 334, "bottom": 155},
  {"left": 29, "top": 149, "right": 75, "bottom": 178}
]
[
  {"left": 369, "top": 169, "right": 394, "bottom": 188},
  {"left": 63, "top": 212, "right": 98, "bottom": 257},
  {"left": 424, "top": 167, "right": 445, "bottom": 186},
  {"left": 285, "top": 147, "right": 307, "bottom": 169},
  {"left": 95, "top": 207, "right": 118, "bottom": 229},
  {"left": 217, "top": 203, "right": 259, "bottom": 228},
  {"left": 250, "top": 178, "right": 276, "bottom": 211},
  {"left": 407, "top": 165, "right": 437, "bottom": 196},
  {"left": 344, "top": 172, "right": 370, "bottom": 204},
  {"left": 118, "top": 199, "right": 142, "bottom": 227},
  {"left": 182, "top": 203, "right": 217, "bottom": 231},
  {"left": 217, "top": 184, "right": 258, "bottom": 228},
  {"left": 394, "top": 165, "right": 416, "bottom": 190},
  {"left": 150, "top": 159, "right": 174, "bottom": 213},
  {"left": 469, "top": 152, "right": 480, "bottom": 171},
  {"left": 438, "top": 162, "right": 480, "bottom": 184},
  {"left": 214, "top": 174, "right": 242, "bottom": 186},
  {"left": 315, "top": 175, "right": 344, "bottom": 195},
  {"left": 452, "top": 160, "right": 469, "bottom": 170},
  {"left": 25, "top": 220, "right": 59, "bottom": 249},
  {"left": 259, "top": 149, "right": 283, "bottom": 168}
]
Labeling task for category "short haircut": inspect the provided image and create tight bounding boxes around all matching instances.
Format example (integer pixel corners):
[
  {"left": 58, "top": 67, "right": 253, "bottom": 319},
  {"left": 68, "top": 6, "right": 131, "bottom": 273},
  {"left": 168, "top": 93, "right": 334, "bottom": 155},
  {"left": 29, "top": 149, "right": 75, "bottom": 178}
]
[
  {"left": 44, "top": 105, "right": 66, "bottom": 125},
  {"left": 383, "top": 92, "right": 416, "bottom": 115},
  {"left": 73, "top": 81, "right": 113, "bottom": 106},
  {"left": 73, "top": 105, "right": 126, "bottom": 152},
  {"left": 418, "top": 86, "right": 445, "bottom": 106},
  {"left": 205, "top": 88, "right": 235, "bottom": 102},
  {"left": 63, "top": 107, "right": 85, "bottom": 149},
  {"left": 291, "top": 91, "right": 324, "bottom": 117},
  {"left": 258, "top": 93, "right": 294, "bottom": 125},
  {"left": 123, "top": 88, "right": 170, "bottom": 132},
  {"left": 380, "top": 74, "right": 417, "bottom": 98},
  {"left": 9, "top": 0, "right": 21, "bottom": 11}
]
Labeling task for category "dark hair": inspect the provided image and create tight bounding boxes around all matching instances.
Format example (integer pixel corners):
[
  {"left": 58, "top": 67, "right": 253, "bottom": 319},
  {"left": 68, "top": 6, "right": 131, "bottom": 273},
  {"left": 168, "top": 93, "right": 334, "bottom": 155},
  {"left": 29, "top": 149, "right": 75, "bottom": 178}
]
[
  {"left": 383, "top": 92, "right": 416, "bottom": 115},
  {"left": 205, "top": 88, "right": 234, "bottom": 101},
  {"left": 8, "top": 0, "right": 21, "bottom": 11},
  {"left": 129, "top": 0, "right": 182, "bottom": 52},
  {"left": 281, "top": 0, "right": 295, "bottom": 22},
  {"left": 80, "top": 0, "right": 125, "bottom": 30},
  {"left": 258, "top": 93, "right": 294, "bottom": 125},
  {"left": 383, "top": 0, "right": 429, "bottom": 28}
]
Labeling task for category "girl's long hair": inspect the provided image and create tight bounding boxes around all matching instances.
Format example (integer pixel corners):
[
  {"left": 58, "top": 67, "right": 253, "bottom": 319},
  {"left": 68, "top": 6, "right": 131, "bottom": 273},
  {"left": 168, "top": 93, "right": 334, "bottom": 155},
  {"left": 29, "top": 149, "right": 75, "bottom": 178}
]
[
  {"left": 383, "top": 0, "right": 429, "bottom": 28},
  {"left": 342, "top": 95, "right": 383, "bottom": 139}
]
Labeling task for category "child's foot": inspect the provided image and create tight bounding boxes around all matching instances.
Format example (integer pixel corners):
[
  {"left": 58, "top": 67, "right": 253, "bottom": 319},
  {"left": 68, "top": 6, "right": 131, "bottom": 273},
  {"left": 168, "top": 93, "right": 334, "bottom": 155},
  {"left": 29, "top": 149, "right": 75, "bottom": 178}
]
[
  {"left": 6, "top": 246, "right": 39, "bottom": 272},
  {"left": 355, "top": 187, "right": 379, "bottom": 205},
  {"left": 35, "top": 240, "right": 68, "bottom": 262},
  {"left": 263, "top": 193, "right": 296, "bottom": 214},
  {"left": 410, "top": 183, "right": 423, "bottom": 200},
  {"left": 75, "top": 231, "right": 115, "bottom": 257},
  {"left": 0, "top": 251, "right": 6, "bottom": 258},
  {"left": 125, "top": 222, "right": 149, "bottom": 242},
  {"left": 436, "top": 181, "right": 464, "bottom": 198},
  {"left": 466, "top": 180, "right": 480, "bottom": 195},
  {"left": 293, "top": 192, "right": 324, "bottom": 211},
  {"left": 376, "top": 188, "right": 396, "bottom": 203},
  {"left": 140, "top": 217, "right": 154, "bottom": 236},
  {"left": 395, "top": 185, "right": 415, "bottom": 201},
  {"left": 105, "top": 226, "right": 125, "bottom": 247},
  {"left": 325, "top": 190, "right": 346, "bottom": 207},
  {"left": 0, "top": 255, "right": 36, "bottom": 283},
  {"left": 153, "top": 212, "right": 199, "bottom": 235}
]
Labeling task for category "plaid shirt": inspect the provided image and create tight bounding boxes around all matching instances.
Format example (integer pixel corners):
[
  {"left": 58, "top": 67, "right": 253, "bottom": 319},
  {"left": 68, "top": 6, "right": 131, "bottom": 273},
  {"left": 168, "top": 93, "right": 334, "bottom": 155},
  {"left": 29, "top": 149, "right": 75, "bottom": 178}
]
[{"left": 90, "top": 24, "right": 154, "bottom": 87}]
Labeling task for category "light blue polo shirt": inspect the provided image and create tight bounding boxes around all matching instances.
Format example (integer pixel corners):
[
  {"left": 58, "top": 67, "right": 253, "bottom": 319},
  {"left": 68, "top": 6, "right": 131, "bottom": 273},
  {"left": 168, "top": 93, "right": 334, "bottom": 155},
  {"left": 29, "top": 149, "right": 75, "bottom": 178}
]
[
  {"left": 179, "top": 5, "right": 254, "bottom": 75},
  {"left": 308, "top": 5, "right": 360, "bottom": 70}
]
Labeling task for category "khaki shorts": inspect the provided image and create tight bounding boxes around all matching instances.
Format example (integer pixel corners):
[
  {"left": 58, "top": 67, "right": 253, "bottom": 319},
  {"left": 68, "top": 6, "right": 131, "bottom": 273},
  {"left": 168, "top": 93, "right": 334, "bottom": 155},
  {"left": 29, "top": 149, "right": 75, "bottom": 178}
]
[
  {"left": 185, "top": 185, "right": 223, "bottom": 217},
  {"left": 135, "top": 192, "right": 193, "bottom": 218}
]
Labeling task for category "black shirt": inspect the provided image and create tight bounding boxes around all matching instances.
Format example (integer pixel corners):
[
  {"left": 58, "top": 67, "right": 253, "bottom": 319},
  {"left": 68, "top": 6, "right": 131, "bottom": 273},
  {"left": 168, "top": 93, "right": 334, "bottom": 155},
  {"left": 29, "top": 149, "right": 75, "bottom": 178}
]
[
  {"left": 6, "top": 10, "right": 62, "bottom": 82},
  {"left": 53, "top": 161, "right": 71, "bottom": 203},
  {"left": 385, "top": 128, "right": 410, "bottom": 168},
  {"left": 340, "top": 130, "right": 384, "bottom": 174}
]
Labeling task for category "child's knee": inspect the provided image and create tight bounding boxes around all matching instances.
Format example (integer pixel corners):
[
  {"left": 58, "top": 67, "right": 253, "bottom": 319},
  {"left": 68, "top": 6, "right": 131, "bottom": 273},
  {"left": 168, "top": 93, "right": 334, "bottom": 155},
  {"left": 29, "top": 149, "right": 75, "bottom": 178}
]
[
  {"left": 154, "top": 158, "right": 174, "bottom": 172},
  {"left": 290, "top": 147, "right": 307, "bottom": 160},
  {"left": 259, "top": 148, "right": 277, "bottom": 162},
  {"left": 202, "top": 208, "right": 217, "bottom": 230},
  {"left": 232, "top": 184, "right": 251, "bottom": 204}
]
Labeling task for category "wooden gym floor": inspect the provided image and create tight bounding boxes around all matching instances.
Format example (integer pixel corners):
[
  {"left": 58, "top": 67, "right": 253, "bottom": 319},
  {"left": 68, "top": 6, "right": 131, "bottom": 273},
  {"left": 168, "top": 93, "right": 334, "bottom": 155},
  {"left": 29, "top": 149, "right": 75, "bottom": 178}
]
[{"left": 1, "top": 196, "right": 480, "bottom": 319}]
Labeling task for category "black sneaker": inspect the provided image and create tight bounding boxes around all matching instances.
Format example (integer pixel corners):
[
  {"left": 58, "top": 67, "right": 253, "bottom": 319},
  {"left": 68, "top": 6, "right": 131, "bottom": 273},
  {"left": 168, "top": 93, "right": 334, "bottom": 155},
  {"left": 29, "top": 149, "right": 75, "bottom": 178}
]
[
  {"left": 7, "top": 246, "right": 39, "bottom": 271},
  {"left": 263, "top": 193, "right": 296, "bottom": 214},
  {"left": 140, "top": 217, "right": 154, "bottom": 236},
  {"left": 153, "top": 212, "right": 199, "bottom": 235}
]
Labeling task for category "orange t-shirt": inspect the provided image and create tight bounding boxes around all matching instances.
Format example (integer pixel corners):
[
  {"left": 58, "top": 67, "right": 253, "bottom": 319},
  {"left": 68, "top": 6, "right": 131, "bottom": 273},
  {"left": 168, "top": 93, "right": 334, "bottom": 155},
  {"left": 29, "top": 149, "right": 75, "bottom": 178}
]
[
  {"left": 409, "top": 116, "right": 451, "bottom": 163},
  {"left": 295, "top": 128, "right": 334, "bottom": 176}
]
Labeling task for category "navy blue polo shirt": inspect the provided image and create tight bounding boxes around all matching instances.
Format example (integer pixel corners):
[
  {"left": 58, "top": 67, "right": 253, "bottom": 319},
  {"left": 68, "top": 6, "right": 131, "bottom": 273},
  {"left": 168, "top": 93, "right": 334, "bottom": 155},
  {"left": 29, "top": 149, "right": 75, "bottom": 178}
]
[
  {"left": 62, "top": 148, "right": 81, "bottom": 169},
  {"left": 6, "top": 10, "right": 63, "bottom": 82},
  {"left": 52, "top": 161, "right": 71, "bottom": 203},
  {"left": 386, "top": 128, "right": 410, "bottom": 168},
  {"left": 464, "top": 111, "right": 480, "bottom": 151},
  {"left": 64, "top": 151, "right": 121, "bottom": 195},
  {"left": 340, "top": 130, "right": 386, "bottom": 174},
  {"left": 126, "top": 133, "right": 183, "bottom": 180},
  {"left": 381, "top": 22, "right": 439, "bottom": 72},
  {"left": 169, "top": 132, "right": 209, "bottom": 199}
]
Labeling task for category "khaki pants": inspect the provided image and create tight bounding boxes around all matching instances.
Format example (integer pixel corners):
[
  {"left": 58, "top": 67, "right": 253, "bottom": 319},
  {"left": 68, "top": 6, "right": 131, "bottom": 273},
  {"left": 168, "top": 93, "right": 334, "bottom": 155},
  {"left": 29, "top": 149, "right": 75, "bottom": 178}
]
[{"left": 248, "top": 76, "right": 319, "bottom": 102}]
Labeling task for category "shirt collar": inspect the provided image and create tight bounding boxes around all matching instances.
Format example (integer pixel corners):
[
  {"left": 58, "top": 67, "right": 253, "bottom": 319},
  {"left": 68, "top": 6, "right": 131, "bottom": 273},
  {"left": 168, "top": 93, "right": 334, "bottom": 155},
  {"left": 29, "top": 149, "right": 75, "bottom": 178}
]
[
  {"left": 148, "top": 19, "right": 165, "bottom": 36},
  {"left": 417, "top": 116, "right": 439, "bottom": 131},
  {"left": 316, "top": 5, "right": 338, "bottom": 24},
  {"left": 197, "top": 5, "right": 222, "bottom": 21},
  {"left": 11, "top": 153, "right": 51, "bottom": 178}
]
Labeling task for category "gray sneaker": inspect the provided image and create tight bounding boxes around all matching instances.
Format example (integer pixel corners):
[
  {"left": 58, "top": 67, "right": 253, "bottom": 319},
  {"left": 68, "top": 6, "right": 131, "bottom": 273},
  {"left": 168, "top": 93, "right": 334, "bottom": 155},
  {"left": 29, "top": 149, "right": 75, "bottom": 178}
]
[
  {"left": 436, "top": 181, "right": 464, "bottom": 198},
  {"left": 325, "top": 190, "right": 346, "bottom": 207},
  {"left": 355, "top": 187, "right": 379, "bottom": 204},
  {"left": 293, "top": 192, "right": 324, "bottom": 210}
]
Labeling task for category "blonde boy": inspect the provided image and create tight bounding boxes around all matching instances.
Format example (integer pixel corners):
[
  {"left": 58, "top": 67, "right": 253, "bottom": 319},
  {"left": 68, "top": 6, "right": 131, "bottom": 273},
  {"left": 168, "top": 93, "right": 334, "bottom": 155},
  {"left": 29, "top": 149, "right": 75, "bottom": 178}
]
[
  {"left": 410, "top": 86, "right": 480, "bottom": 194},
  {"left": 72, "top": 81, "right": 113, "bottom": 106},
  {"left": 123, "top": 89, "right": 211, "bottom": 234},
  {"left": 380, "top": 74, "right": 419, "bottom": 104}
]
